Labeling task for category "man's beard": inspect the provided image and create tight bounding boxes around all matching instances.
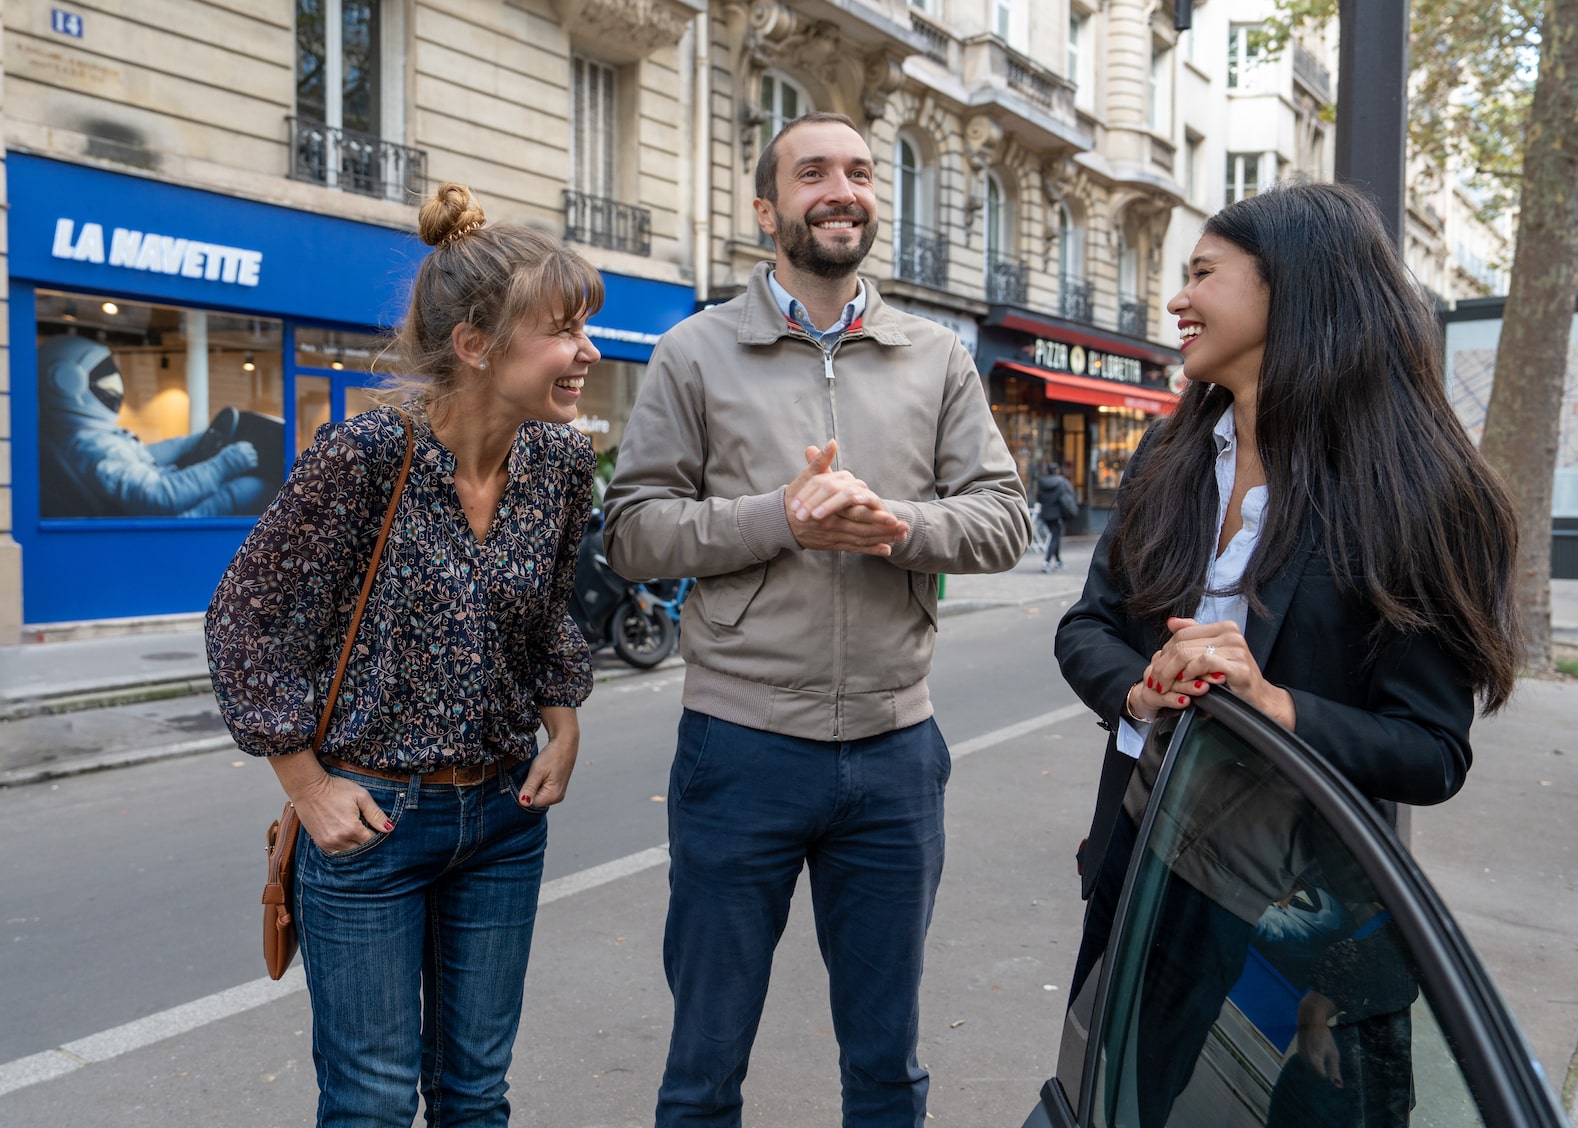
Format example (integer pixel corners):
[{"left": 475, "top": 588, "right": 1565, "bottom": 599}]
[{"left": 773, "top": 205, "right": 878, "bottom": 279}]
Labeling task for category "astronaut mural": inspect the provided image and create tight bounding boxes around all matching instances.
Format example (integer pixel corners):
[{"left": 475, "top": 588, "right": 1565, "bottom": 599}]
[{"left": 37, "top": 335, "right": 283, "bottom": 518}]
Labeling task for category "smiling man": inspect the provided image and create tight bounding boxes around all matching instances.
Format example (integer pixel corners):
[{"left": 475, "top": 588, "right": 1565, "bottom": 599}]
[{"left": 603, "top": 112, "right": 1030, "bottom": 1127}]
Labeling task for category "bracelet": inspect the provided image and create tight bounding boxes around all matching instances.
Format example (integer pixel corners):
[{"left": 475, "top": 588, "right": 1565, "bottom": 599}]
[{"left": 1121, "top": 680, "right": 1156, "bottom": 726}]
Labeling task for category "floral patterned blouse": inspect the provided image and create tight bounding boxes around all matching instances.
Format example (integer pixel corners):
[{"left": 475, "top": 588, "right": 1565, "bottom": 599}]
[{"left": 206, "top": 405, "right": 594, "bottom": 770}]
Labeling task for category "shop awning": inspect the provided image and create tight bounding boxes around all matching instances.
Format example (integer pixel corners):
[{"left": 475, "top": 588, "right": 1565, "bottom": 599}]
[{"left": 996, "top": 361, "right": 1179, "bottom": 415}]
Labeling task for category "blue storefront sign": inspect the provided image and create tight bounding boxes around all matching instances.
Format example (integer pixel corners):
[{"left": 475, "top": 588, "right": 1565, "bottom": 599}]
[{"left": 10, "top": 154, "right": 694, "bottom": 625}]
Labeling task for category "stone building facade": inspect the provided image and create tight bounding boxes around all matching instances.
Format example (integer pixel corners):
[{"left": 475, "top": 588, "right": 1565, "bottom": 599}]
[{"left": 1, "top": 0, "right": 1196, "bottom": 633}]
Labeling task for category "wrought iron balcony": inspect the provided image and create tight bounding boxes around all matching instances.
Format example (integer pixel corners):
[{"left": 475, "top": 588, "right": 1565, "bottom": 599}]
[
  {"left": 288, "top": 116, "right": 426, "bottom": 202},
  {"left": 985, "top": 251, "right": 1029, "bottom": 306},
  {"left": 1059, "top": 276, "right": 1094, "bottom": 324},
  {"left": 894, "top": 223, "right": 948, "bottom": 290},
  {"left": 1293, "top": 43, "right": 1332, "bottom": 101},
  {"left": 1118, "top": 300, "right": 1148, "bottom": 337},
  {"left": 563, "top": 189, "right": 653, "bottom": 257}
]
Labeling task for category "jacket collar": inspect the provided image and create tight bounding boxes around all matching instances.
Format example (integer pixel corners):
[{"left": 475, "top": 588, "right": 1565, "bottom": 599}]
[{"left": 736, "top": 261, "right": 912, "bottom": 348}]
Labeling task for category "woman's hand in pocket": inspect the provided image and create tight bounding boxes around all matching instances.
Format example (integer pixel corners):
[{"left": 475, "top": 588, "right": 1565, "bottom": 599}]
[{"left": 268, "top": 748, "right": 392, "bottom": 852}]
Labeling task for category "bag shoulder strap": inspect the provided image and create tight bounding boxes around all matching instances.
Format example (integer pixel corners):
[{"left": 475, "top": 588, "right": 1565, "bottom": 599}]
[{"left": 311, "top": 409, "right": 415, "bottom": 753}]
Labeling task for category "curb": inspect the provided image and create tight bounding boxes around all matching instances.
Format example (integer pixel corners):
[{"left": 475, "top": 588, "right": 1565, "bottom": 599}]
[
  {"left": 0, "top": 735, "right": 235, "bottom": 788},
  {"left": 0, "top": 676, "right": 216, "bottom": 722}
]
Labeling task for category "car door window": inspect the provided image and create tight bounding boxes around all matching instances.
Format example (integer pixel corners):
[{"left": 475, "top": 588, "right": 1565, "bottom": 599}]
[{"left": 1083, "top": 701, "right": 1552, "bottom": 1128}]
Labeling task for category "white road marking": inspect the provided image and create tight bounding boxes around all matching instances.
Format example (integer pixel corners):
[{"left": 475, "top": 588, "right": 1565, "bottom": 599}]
[
  {"left": 0, "top": 707, "right": 1087, "bottom": 1099},
  {"left": 950, "top": 703, "right": 1088, "bottom": 759}
]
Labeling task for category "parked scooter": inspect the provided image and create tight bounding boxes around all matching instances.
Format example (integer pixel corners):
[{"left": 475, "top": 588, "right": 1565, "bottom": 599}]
[
  {"left": 568, "top": 510, "right": 677, "bottom": 669},
  {"left": 647, "top": 576, "right": 695, "bottom": 632}
]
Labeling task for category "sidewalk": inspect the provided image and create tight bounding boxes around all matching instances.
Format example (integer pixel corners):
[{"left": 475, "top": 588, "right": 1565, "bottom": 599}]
[{"left": 2, "top": 536, "right": 1575, "bottom": 787}]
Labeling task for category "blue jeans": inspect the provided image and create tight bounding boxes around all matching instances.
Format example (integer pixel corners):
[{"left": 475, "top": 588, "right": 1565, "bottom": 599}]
[
  {"left": 294, "top": 759, "right": 548, "bottom": 1128},
  {"left": 655, "top": 711, "right": 950, "bottom": 1128}
]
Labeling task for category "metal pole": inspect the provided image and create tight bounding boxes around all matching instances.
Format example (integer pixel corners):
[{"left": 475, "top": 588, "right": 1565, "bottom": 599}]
[{"left": 1334, "top": 0, "right": 1409, "bottom": 248}]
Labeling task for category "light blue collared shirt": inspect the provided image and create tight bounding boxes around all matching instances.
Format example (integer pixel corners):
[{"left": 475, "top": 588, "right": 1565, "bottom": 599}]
[
  {"left": 767, "top": 271, "right": 867, "bottom": 348},
  {"left": 1118, "top": 404, "right": 1266, "bottom": 757}
]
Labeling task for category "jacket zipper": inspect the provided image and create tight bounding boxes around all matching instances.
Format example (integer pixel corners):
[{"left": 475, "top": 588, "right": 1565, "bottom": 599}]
[
  {"left": 792, "top": 328, "right": 863, "bottom": 739},
  {"left": 821, "top": 338, "right": 844, "bottom": 735}
]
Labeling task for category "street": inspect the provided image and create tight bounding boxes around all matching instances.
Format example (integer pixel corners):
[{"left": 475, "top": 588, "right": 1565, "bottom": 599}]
[{"left": 2, "top": 583, "right": 1576, "bottom": 1126}]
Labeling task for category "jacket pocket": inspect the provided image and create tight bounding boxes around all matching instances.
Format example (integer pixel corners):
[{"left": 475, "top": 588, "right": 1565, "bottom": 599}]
[
  {"left": 909, "top": 570, "right": 939, "bottom": 631},
  {"left": 701, "top": 563, "right": 768, "bottom": 627}
]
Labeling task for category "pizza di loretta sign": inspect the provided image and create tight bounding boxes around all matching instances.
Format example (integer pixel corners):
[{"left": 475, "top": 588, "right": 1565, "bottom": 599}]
[
  {"left": 51, "top": 217, "right": 264, "bottom": 287},
  {"left": 1031, "top": 337, "right": 1145, "bottom": 384}
]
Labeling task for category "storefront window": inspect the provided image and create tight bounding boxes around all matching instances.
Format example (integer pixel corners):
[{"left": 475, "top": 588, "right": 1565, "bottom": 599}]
[
  {"left": 990, "top": 372, "right": 1064, "bottom": 487},
  {"left": 1094, "top": 406, "right": 1149, "bottom": 497},
  {"left": 295, "top": 325, "right": 387, "bottom": 375},
  {"left": 575, "top": 360, "right": 644, "bottom": 460},
  {"left": 35, "top": 290, "right": 285, "bottom": 519}
]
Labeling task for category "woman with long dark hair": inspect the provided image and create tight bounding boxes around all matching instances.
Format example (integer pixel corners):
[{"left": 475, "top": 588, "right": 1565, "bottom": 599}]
[{"left": 1056, "top": 180, "right": 1519, "bottom": 1124}]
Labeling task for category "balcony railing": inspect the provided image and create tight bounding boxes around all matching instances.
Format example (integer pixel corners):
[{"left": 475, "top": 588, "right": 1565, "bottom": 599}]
[
  {"left": 563, "top": 189, "right": 653, "bottom": 257},
  {"left": 1059, "top": 276, "right": 1094, "bottom": 324},
  {"left": 985, "top": 251, "right": 1029, "bottom": 306},
  {"left": 909, "top": 10, "right": 953, "bottom": 67},
  {"left": 895, "top": 223, "right": 948, "bottom": 290},
  {"left": 288, "top": 116, "right": 426, "bottom": 202},
  {"left": 1293, "top": 43, "right": 1332, "bottom": 101},
  {"left": 960, "top": 36, "right": 1082, "bottom": 137},
  {"left": 1118, "top": 300, "right": 1148, "bottom": 337}
]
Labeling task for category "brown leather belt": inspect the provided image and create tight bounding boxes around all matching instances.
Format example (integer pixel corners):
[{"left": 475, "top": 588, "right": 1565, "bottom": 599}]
[{"left": 321, "top": 755, "right": 516, "bottom": 787}]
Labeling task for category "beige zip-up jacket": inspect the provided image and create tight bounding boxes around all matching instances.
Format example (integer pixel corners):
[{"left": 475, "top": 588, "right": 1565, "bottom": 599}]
[{"left": 603, "top": 263, "right": 1030, "bottom": 742}]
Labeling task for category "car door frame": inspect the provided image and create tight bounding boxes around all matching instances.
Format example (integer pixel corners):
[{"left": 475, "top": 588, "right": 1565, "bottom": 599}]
[{"left": 1030, "top": 687, "right": 1567, "bottom": 1128}]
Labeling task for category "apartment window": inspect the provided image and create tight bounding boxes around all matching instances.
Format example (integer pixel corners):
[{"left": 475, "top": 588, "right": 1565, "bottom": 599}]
[
  {"left": 1149, "top": 43, "right": 1172, "bottom": 133},
  {"left": 894, "top": 132, "right": 945, "bottom": 288},
  {"left": 296, "top": 0, "right": 381, "bottom": 136},
  {"left": 993, "top": 0, "right": 1016, "bottom": 45},
  {"left": 895, "top": 133, "right": 935, "bottom": 235},
  {"left": 1226, "top": 153, "right": 1261, "bottom": 205},
  {"left": 572, "top": 57, "right": 617, "bottom": 198},
  {"left": 1185, "top": 134, "right": 1202, "bottom": 201},
  {"left": 984, "top": 172, "right": 1007, "bottom": 254},
  {"left": 1227, "top": 23, "right": 1264, "bottom": 90},
  {"left": 759, "top": 71, "right": 810, "bottom": 155},
  {"left": 1069, "top": 13, "right": 1091, "bottom": 106},
  {"left": 1058, "top": 204, "right": 1084, "bottom": 277}
]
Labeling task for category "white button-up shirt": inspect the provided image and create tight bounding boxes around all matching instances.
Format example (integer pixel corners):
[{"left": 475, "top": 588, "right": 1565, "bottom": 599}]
[{"left": 1118, "top": 404, "right": 1267, "bottom": 757}]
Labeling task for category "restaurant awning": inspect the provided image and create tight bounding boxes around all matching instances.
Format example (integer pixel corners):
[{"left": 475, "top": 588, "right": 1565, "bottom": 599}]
[{"left": 995, "top": 361, "right": 1179, "bottom": 415}]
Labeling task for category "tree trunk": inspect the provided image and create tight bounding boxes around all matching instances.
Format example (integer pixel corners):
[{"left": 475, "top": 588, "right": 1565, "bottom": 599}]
[{"left": 1479, "top": 0, "right": 1578, "bottom": 675}]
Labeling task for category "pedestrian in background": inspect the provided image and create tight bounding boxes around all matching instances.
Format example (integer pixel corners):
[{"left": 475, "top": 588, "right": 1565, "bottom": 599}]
[
  {"left": 1055, "top": 180, "right": 1519, "bottom": 1126},
  {"left": 603, "top": 112, "right": 1030, "bottom": 1127},
  {"left": 206, "top": 183, "right": 603, "bottom": 1128},
  {"left": 1035, "top": 461, "right": 1076, "bottom": 571}
]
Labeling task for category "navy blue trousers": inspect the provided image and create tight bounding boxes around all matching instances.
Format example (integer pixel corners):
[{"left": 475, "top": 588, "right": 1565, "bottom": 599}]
[{"left": 655, "top": 710, "right": 950, "bottom": 1127}]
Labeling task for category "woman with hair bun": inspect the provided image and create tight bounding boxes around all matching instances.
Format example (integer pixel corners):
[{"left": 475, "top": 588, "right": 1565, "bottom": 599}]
[
  {"left": 1056, "top": 180, "right": 1519, "bottom": 1126},
  {"left": 207, "top": 182, "right": 604, "bottom": 1126}
]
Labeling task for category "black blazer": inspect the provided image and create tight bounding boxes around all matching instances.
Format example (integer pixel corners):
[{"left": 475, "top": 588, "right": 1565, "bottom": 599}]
[{"left": 1056, "top": 432, "right": 1476, "bottom": 900}]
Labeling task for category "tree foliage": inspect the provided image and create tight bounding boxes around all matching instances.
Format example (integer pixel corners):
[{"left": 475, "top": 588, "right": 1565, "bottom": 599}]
[{"left": 1260, "top": 0, "right": 1542, "bottom": 218}]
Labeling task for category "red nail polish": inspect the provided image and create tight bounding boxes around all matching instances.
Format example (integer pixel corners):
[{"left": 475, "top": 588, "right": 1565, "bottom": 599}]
[
  {"left": 1146, "top": 677, "right": 1154, "bottom": 689},
  {"left": 1212, "top": 672, "right": 1225, "bottom": 680},
  {"left": 1194, "top": 680, "right": 1204, "bottom": 689},
  {"left": 383, "top": 821, "right": 394, "bottom": 832},
  {"left": 1178, "top": 696, "right": 1188, "bottom": 705}
]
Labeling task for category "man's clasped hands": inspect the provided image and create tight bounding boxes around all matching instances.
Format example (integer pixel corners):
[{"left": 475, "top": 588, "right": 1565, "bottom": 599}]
[{"left": 785, "top": 438, "right": 910, "bottom": 556}]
